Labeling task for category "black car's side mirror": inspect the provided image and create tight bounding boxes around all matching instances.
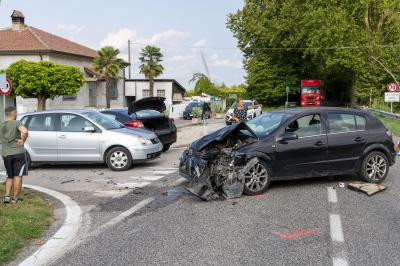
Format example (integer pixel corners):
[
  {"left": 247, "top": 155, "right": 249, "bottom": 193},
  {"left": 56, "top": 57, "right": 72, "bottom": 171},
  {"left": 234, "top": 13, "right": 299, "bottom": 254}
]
[{"left": 277, "top": 132, "right": 299, "bottom": 142}]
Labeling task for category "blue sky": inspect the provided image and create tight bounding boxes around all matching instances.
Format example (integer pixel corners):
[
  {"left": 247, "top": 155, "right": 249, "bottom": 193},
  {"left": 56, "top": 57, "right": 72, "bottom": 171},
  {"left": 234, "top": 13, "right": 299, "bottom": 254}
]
[{"left": 0, "top": 0, "right": 245, "bottom": 89}]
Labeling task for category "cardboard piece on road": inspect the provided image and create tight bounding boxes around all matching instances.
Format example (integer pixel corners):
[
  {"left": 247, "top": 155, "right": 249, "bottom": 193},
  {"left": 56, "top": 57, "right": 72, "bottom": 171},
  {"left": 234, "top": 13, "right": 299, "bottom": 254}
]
[{"left": 347, "top": 182, "right": 387, "bottom": 196}]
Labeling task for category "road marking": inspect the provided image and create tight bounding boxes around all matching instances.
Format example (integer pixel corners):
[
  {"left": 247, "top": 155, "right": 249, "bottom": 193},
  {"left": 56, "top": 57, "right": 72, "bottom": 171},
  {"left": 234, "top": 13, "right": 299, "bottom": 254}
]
[
  {"left": 98, "top": 197, "right": 155, "bottom": 230},
  {"left": 19, "top": 184, "right": 82, "bottom": 266},
  {"left": 273, "top": 228, "right": 320, "bottom": 239},
  {"left": 147, "top": 170, "right": 177, "bottom": 175},
  {"left": 174, "top": 177, "right": 187, "bottom": 186},
  {"left": 148, "top": 167, "right": 178, "bottom": 170},
  {"left": 116, "top": 182, "right": 151, "bottom": 188},
  {"left": 332, "top": 256, "right": 349, "bottom": 266},
  {"left": 330, "top": 214, "right": 345, "bottom": 243},
  {"left": 129, "top": 175, "right": 164, "bottom": 181},
  {"left": 327, "top": 187, "right": 338, "bottom": 203}
]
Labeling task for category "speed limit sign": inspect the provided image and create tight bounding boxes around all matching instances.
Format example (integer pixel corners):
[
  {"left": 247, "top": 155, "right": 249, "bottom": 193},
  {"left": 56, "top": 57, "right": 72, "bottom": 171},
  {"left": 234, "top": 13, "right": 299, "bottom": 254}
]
[{"left": 388, "top": 83, "right": 399, "bottom": 92}]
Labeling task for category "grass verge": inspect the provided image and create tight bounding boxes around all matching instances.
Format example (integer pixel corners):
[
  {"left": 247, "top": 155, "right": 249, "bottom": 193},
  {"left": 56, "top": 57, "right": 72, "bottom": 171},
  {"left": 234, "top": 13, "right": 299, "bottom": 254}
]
[
  {"left": 376, "top": 115, "right": 400, "bottom": 137},
  {"left": 0, "top": 185, "right": 53, "bottom": 266}
]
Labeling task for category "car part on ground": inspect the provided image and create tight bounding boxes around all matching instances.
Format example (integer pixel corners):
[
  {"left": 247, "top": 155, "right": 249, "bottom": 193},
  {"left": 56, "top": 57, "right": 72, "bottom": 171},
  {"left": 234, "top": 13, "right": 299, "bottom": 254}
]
[
  {"left": 348, "top": 182, "right": 387, "bottom": 196},
  {"left": 180, "top": 107, "right": 397, "bottom": 201}
]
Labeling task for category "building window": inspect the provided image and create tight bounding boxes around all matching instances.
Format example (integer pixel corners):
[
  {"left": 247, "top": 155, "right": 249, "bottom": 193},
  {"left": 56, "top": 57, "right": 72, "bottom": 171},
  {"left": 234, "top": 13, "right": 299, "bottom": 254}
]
[
  {"left": 157, "top": 90, "right": 166, "bottom": 97},
  {"left": 62, "top": 94, "right": 77, "bottom": 101},
  {"left": 111, "top": 80, "right": 118, "bottom": 99},
  {"left": 143, "top": 90, "right": 150, "bottom": 97}
]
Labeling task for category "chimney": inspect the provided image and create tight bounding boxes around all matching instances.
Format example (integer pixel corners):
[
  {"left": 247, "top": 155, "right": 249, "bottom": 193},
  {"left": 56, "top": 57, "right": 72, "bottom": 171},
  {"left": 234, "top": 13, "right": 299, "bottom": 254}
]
[{"left": 11, "top": 10, "right": 25, "bottom": 31}]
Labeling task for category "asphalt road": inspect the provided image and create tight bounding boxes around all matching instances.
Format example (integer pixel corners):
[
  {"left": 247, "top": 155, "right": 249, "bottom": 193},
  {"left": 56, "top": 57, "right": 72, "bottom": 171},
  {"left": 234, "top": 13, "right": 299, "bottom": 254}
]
[
  {"left": 4, "top": 129, "right": 399, "bottom": 265},
  {"left": 23, "top": 151, "right": 396, "bottom": 265}
]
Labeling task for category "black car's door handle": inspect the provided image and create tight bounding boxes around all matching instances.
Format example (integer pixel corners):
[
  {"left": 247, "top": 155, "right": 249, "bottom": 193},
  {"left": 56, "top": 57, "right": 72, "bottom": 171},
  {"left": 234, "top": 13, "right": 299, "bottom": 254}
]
[
  {"left": 315, "top": 141, "right": 325, "bottom": 146},
  {"left": 354, "top": 137, "right": 364, "bottom": 142}
]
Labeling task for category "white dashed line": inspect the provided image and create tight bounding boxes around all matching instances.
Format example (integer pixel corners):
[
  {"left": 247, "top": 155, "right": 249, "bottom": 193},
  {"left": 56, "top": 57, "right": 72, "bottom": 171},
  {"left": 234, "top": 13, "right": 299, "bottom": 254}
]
[
  {"left": 332, "top": 255, "right": 349, "bottom": 266},
  {"left": 147, "top": 170, "right": 177, "bottom": 175},
  {"left": 130, "top": 175, "right": 164, "bottom": 181},
  {"left": 327, "top": 187, "right": 338, "bottom": 203},
  {"left": 330, "top": 214, "right": 345, "bottom": 243},
  {"left": 116, "top": 182, "right": 151, "bottom": 188}
]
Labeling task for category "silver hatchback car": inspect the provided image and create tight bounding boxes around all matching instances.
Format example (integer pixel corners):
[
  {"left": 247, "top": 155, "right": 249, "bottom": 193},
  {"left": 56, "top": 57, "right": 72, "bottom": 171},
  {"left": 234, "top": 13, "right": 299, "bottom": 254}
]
[{"left": 18, "top": 110, "right": 163, "bottom": 171}]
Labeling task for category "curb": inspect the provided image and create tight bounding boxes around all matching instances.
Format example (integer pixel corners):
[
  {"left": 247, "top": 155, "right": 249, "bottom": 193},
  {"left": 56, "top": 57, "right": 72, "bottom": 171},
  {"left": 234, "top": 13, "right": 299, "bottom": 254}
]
[{"left": 19, "top": 185, "right": 82, "bottom": 266}]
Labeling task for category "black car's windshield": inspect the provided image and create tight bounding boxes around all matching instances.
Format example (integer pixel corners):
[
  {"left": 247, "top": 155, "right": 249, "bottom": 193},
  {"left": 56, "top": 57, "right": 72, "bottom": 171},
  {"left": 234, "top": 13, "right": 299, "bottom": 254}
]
[
  {"left": 246, "top": 112, "right": 290, "bottom": 137},
  {"left": 185, "top": 102, "right": 202, "bottom": 111},
  {"left": 84, "top": 111, "right": 124, "bottom": 130}
]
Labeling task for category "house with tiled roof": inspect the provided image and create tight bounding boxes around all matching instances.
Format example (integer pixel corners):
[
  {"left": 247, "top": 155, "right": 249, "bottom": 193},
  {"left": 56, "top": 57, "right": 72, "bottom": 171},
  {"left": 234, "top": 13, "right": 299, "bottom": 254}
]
[{"left": 0, "top": 10, "right": 126, "bottom": 115}]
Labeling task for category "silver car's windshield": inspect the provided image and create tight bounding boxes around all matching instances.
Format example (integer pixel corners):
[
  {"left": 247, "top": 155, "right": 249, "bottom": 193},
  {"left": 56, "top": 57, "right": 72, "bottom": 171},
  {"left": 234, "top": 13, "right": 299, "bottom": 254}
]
[
  {"left": 246, "top": 112, "right": 290, "bottom": 137},
  {"left": 83, "top": 111, "right": 124, "bottom": 130}
]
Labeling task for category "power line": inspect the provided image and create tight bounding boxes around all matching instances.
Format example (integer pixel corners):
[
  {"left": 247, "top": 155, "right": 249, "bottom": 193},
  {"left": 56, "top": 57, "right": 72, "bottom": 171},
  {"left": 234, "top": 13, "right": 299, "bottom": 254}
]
[{"left": 129, "top": 41, "right": 400, "bottom": 51}]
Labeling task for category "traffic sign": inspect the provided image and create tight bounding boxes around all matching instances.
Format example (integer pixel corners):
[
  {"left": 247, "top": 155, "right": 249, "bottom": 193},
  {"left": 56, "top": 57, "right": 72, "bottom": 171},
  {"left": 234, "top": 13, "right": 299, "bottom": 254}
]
[
  {"left": 0, "top": 79, "right": 12, "bottom": 95},
  {"left": 385, "top": 92, "right": 400, "bottom": 102},
  {"left": 387, "top": 83, "right": 399, "bottom": 92}
]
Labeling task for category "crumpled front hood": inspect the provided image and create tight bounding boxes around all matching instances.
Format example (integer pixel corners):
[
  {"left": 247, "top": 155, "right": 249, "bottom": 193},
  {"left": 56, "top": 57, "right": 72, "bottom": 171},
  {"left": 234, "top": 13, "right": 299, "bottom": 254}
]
[{"left": 191, "top": 122, "right": 257, "bottom": 152}]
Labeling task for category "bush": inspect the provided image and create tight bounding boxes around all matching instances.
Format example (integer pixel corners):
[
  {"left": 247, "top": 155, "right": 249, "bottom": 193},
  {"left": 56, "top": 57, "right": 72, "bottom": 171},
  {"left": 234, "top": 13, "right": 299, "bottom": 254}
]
[
  {"left": 211, "top": 103, "right": 224, "bottom": 114},
  {"left": 192, "top": 107, "right": 202, "bottom": 118}
]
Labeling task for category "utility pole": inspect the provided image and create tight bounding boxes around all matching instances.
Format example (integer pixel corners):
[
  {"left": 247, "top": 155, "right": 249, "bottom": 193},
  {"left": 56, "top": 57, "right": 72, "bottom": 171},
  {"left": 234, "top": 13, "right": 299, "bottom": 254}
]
[{"left": 128, "top": 39, "right": 132, "bottom": 79}]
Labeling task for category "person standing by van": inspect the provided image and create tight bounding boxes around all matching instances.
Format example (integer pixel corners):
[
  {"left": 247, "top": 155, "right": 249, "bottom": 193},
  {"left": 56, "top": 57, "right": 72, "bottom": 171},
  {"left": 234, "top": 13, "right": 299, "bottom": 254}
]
[{"left": 0, "top": 106, "right": 28, "bottom": 204}]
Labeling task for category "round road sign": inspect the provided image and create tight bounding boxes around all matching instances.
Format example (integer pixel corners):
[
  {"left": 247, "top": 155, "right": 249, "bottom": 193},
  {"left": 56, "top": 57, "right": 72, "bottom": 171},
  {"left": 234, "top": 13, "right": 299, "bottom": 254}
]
[
  {"left": 0, "top": 79, "right": 12, "bottom": 95},
  {"left": 387, "top": 83, "right": 399, "bottom": 92}
]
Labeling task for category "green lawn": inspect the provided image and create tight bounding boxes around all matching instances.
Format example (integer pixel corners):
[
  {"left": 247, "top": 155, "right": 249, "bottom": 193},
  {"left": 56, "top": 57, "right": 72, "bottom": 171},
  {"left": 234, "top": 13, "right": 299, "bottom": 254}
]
[
  {"left": 377, "top": 115, "right": 400, "bottom": 137},
  {"left": 0, "top": 186, "right": 53, "bottom": 266}
]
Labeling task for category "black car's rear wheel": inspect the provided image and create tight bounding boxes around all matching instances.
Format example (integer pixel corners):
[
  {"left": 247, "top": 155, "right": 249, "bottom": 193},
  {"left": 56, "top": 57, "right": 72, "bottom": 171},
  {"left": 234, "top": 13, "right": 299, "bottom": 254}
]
[
  {"left": 360, "top": 151, "right": 389, "bottom": 183},
  {"left": 243, "top": 159, "right": 271, "bottom": 195}
]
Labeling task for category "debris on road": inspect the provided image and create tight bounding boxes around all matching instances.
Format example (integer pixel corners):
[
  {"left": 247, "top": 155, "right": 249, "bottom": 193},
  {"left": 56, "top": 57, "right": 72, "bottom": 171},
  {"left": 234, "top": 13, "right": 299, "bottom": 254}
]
[
  {"left": 338, "top": 182, "right": 346, "bottom": 188},
  {"left": 273, "top": 228, "right": 320, "bottom": 239},
  {"left": 61, "top": 179, "right": 75, "bottom": 184},
  {"left": 348, "top": 182, "right": 387, "bottom": 196}
]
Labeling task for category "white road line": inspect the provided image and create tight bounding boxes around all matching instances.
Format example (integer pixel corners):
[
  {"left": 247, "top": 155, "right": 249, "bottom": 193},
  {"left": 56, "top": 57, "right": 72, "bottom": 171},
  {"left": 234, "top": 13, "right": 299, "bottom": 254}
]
[
  {"left": 147, "top": 170, "right": 177, "bottom": 175},
  {"left": 327, "top": 187, "right": 338, "bottom": 203},
  {"left": 330, "top": 214, "right": 345, "bottom": 243},
  {"left": 19, "top": 184, "right": 82, "bottom": 266},
  {"left": 174, "top": 177, "right": 187, "bottom": 186},
  {"left": 99, "top": 197, "right": 154, "bottom": 230},
  {"left": 332, "top": 256, "right": 349, "bottom": 266},
  {"left": 149, "top": 167, "right": 178, "bottom": 170},
  {"left": 129, "top": 175, "right": 164, "bottom": 181},
  {"left": 116, "top": 182, "right": 151, "bottom": 188}
]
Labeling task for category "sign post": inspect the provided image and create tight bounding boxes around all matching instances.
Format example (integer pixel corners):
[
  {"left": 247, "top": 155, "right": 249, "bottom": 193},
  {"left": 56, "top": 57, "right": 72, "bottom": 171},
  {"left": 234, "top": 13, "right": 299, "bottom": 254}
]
[
  {"left": 285, "top": 86, "right": 290, "bottom": 107},
  {"left": 386, "top": 83, "right": 399, "bottom": 113}
]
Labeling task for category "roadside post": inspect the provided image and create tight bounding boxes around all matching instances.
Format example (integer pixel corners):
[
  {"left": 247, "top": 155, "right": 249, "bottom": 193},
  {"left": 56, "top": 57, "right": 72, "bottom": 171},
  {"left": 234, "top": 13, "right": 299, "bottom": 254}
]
[
  {"left": 385, "top": 83, "right": 399, "bottom": 113},
  {"left": 0, "top": 74, "right": 12, "bottom": 120},
  {"left": 285, "top": 86, "right": 290, "bottom": 108}
]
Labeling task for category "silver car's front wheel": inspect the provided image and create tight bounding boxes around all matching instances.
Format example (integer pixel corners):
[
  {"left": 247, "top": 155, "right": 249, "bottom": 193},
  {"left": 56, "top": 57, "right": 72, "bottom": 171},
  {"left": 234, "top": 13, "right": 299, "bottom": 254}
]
[
  {"left": 106, "top": 147, "right": 132, "bottom": 171},
  {"left": 243, "top": 159, "right": 271, "bottom": 195}
]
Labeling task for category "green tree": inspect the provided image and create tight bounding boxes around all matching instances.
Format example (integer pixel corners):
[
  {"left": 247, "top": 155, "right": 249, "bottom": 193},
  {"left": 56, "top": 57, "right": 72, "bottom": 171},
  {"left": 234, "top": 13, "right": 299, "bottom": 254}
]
[
  {"left": 139, "top": 45, "right": 164, "bottom": 97},
  {"left": 190, "top": 73, "right": 219, "bottom": 95},
  {"left": 93, "top": 46, "right": 125, "bottom": 108},
  {"left": 227, "top": 0, "right": 400, "bottom": 106},
  {"left": 6, "top": 60, "right": 84, "bottom": 111}
]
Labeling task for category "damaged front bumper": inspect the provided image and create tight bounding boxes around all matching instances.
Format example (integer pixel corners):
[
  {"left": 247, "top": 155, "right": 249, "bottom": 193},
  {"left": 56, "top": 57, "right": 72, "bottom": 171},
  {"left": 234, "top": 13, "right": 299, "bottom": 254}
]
[{"left": 179, "top": 146, "right": 248, "bottom": 201}]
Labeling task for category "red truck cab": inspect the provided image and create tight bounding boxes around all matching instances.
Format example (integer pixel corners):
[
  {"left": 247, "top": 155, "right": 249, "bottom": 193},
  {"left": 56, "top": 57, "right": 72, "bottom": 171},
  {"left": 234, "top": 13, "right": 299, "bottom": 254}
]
[{"left": 299, "top": 80, "right": 322, "bottom": 107}]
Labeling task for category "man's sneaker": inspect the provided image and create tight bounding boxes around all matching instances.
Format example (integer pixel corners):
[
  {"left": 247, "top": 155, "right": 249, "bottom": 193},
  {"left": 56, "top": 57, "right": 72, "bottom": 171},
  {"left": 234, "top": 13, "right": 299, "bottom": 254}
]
[{"left": 2, "top": 195, "right": 11, "bottom": 204}]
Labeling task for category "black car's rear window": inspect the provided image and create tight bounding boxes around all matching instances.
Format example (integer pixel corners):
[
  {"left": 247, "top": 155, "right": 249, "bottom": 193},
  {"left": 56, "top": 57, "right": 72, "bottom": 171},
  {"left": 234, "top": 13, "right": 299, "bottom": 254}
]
[{"left": 128, "top": 110, "right": 162, "bottom": 118}]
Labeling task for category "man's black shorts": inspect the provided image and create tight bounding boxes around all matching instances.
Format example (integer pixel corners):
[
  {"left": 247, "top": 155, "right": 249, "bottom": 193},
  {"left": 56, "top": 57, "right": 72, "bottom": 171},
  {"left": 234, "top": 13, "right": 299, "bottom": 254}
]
[{"left": 3, "top": 153, "right": 28, "bottom": 178}]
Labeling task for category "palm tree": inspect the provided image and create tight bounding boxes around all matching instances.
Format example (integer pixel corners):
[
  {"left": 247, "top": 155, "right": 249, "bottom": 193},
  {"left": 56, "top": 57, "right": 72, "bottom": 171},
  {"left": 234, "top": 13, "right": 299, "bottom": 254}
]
[
  {"left": 139, "top": 45, "right": 164, "bottom": 97},
  {"left": 93, "top": 46, "right": 124, "bottom": 108}
]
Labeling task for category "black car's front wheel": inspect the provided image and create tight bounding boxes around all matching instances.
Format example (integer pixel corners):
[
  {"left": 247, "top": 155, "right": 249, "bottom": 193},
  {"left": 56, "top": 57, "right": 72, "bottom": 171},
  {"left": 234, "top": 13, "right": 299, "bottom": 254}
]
[
  {"left": 243, "top": 159, "right": 271, "bottom": 196},
  {"left": 360, "top": 151, "right": 389, "bottom": 183},
  {"left": 162, "top": 144, "right": 171, "bottom": 152}
]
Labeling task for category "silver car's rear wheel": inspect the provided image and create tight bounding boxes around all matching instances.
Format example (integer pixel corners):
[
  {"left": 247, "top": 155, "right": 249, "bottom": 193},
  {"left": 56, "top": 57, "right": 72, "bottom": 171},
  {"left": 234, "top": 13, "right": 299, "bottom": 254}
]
[
  {"left": 106, "top": 147, "right": 132, "bottom": 171},
  {"left": 361, "top": 151, "right": 389, "bottom": 183},
  {"left": 243, "top": 159, "right": 271, "bottom": 195}
]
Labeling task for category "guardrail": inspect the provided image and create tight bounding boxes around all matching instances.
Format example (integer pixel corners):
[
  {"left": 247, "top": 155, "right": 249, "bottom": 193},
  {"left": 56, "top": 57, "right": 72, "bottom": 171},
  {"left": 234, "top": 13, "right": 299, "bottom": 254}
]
[{"left": 363, "top": 107, "right": 400, "bottom": 120}]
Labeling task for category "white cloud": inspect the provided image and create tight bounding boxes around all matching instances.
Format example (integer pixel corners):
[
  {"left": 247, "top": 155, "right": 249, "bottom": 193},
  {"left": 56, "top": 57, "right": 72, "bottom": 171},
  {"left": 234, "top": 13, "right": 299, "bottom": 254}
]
[
  {"left": 100, "top": 28, "right": 137, "bottom": 50},
  {"left": 57, "top": 24, "right": 84, "bottom": 33},
  {"left": 208, "top": 53, "right": 242, "bottom": 68},
  {"left": 169, "top": 54, "right": 196, "bottom": 62},
  {"left": 193, "top": 39, "right": 208, "bottom": 48},
  {"left": 148, "top": 29, "right": 190, "bottom": 45}
]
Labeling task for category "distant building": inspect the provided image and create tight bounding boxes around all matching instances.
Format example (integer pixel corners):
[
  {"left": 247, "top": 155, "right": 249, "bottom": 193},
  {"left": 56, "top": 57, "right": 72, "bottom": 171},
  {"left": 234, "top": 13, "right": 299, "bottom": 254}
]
[
  {"left": 0, "top": 10, "right": 126, "bottom": 114},
  {"left": 125, "top": 79, "right": 186, "bottom": 107}
]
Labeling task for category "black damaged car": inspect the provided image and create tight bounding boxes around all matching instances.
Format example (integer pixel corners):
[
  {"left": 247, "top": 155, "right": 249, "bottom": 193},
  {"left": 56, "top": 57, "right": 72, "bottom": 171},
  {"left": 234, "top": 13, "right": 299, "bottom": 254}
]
[{"left": 179, "top": 107, "right": 396, "bottom": 200}]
